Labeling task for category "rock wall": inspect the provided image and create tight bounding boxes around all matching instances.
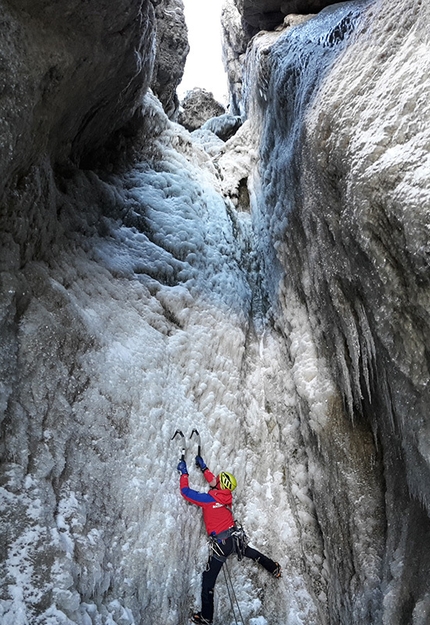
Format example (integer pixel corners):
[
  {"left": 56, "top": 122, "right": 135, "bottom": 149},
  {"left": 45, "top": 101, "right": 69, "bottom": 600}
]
[
  {"left": 233, "top": 0, "right": 344, "bottom": 30},
  {"left": 178, "top": 88, "right": 225, "bottom": 131},
  {"left": 0, "top": 3, "right": 192, "bottom": 623},
  {"left": 0, "top": 0, "right": 155, "bottom": 173},
  {"left": 0, "top": 0, "right": 190, "bottom": 266},
  {"left": 245, "top": 0, "right": 430, "bottom": 621},
  {"left": 150, "top": 0, "right": 189, "bottom": 118},
  {"left": 0, "top": 0, "right": 156, "bottom": 266}
]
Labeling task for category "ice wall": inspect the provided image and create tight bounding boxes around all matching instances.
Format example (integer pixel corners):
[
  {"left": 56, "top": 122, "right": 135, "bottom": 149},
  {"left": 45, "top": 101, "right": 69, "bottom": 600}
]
[
  {"left": 1, "top": 0, "right": 430, "bottom": 623},
  {"left": 245, "top": 0, "right": 430, "bottom": 622},
  {"left": 0, "top": 90, "right": 332, "bottom": 624}
]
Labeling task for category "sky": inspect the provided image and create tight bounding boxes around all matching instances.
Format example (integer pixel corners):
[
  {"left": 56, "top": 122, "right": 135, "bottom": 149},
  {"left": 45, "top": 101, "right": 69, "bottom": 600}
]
[{"left": 178, "top": 0, "right": 229, "bottom": 105}]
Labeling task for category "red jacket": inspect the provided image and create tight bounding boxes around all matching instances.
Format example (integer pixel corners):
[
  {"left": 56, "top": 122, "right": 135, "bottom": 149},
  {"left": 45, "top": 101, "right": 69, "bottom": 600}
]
[{"left": 180, "top": 469, "right": 234, "bottom": 536}]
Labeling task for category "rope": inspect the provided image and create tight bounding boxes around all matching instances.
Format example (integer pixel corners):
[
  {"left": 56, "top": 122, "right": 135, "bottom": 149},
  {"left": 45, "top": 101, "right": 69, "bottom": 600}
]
[
  {"left": 222, "top": 564, "right": 238, "bottom": 624},
  {"left": 222, "top": 560, "right": 245, "bottom": 625}
]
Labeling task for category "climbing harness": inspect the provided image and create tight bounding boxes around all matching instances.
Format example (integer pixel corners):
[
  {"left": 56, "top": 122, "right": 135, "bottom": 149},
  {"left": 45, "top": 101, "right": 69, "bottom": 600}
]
[
  {"left": 208, "top": 523, "right": 248, "bottom": 563},
  {"left": 208, "top": 529, "right": 234, "bottom": 562}
]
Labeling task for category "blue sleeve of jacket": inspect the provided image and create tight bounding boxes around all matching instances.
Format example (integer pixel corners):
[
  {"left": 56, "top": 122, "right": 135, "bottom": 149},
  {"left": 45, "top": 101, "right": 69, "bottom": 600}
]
[{"left": 181, "top": 486, "right": 216, "bottom": 507}]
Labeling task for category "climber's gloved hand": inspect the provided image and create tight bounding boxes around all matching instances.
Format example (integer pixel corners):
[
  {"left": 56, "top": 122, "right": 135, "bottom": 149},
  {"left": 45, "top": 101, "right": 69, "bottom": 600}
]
[
  {"left": 177, "top": 460, "right": 188, "bottom": 475},
  {"left": 195, "top": 455, "right": 207, "bottom": 472}
]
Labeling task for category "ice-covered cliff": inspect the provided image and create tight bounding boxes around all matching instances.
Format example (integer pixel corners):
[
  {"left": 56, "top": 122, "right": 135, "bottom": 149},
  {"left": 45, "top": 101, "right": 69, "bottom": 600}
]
[
  {"left": 243, "top": 0, "right": 430, "bottom": 621},
  {"left": 1, "top": 0, "right": 429, "bottom": 624}
]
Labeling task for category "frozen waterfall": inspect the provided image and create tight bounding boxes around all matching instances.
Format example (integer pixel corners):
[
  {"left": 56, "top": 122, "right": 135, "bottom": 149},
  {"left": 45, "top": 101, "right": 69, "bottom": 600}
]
[
  {"left": 1, "top": 0, "right": 430, "bottom": 624},
  {"left": 0, "top": 92, "right": 327, "bottom": 624}
]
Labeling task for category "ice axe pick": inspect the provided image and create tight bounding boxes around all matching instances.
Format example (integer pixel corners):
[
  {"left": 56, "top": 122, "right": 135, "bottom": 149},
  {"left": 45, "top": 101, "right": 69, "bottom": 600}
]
[
  {"left": 171, "top": 429, "right": 186, "bottom": 466},
  {"left": 190, "top": 428, "right": 201, "bottom": 466}
]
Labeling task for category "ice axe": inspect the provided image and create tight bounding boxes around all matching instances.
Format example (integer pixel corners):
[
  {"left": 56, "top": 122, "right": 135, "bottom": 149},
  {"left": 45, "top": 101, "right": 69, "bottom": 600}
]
[
  {"left": 171, "top": 429, "right": 186, "bottom": 465},
  {"left": 190, "top": 428, "right": 201, "bottom": 466}
]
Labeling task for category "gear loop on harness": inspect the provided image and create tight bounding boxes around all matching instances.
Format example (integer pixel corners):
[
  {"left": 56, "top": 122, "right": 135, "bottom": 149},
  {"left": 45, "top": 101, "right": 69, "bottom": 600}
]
[
  {"left": 207, "top": 523, "right": 249, "bottom": 564},
  {"left": 208, "top": 536, "right": 227, "bottom": 562},
  {"left": 207, "top": 529, "right": 233, "bottom": 563},
  {"left": 230, "top": 522, "right": 249, "bottom": 561}
]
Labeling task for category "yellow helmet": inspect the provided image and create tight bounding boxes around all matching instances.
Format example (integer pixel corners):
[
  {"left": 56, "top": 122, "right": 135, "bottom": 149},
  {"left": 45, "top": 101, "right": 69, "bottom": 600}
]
[{"left": 219, "top": 471, "right": 237, "bottom": 491}]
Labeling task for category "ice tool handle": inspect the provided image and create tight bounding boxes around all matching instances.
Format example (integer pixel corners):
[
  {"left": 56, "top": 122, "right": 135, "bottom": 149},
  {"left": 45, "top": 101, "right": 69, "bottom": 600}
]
[
  {"left": 171, "top": 429, "right": 186, "bottom": 462},
  {"left": 190, "top": 429, "right": 201, "bottom": 466}
]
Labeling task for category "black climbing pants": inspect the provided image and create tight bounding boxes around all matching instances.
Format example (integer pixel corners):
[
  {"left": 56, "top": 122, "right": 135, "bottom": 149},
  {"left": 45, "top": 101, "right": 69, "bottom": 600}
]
[{"left": 201, "top": 536, "right": 278, "bottom": 622}]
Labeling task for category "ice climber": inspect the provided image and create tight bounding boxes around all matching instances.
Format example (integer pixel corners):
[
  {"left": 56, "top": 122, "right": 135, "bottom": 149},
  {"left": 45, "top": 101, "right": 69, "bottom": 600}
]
[{"left": 177, "top": 455, "right": 282, "bottom": 625}]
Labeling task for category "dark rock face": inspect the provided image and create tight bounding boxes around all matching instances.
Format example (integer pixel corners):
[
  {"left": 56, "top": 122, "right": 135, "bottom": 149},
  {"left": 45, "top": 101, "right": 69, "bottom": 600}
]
[
  {"left": 235, "top": 0, "right": 346, "bottom": 29},
  {"left": 1, "top": 0, "right": 155, "bottom": 171},
  {"left": 151, "top": 0, "right": 190, "bottom": 118},
  {"left": 235, "top": 0, "right": 285, "bottom": 29},
  {"left": 178, "top": 88, "right": 226, "bottom": 132},
  {"left": 0, "top": 0, "right": 155, "bottom": 264}
]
